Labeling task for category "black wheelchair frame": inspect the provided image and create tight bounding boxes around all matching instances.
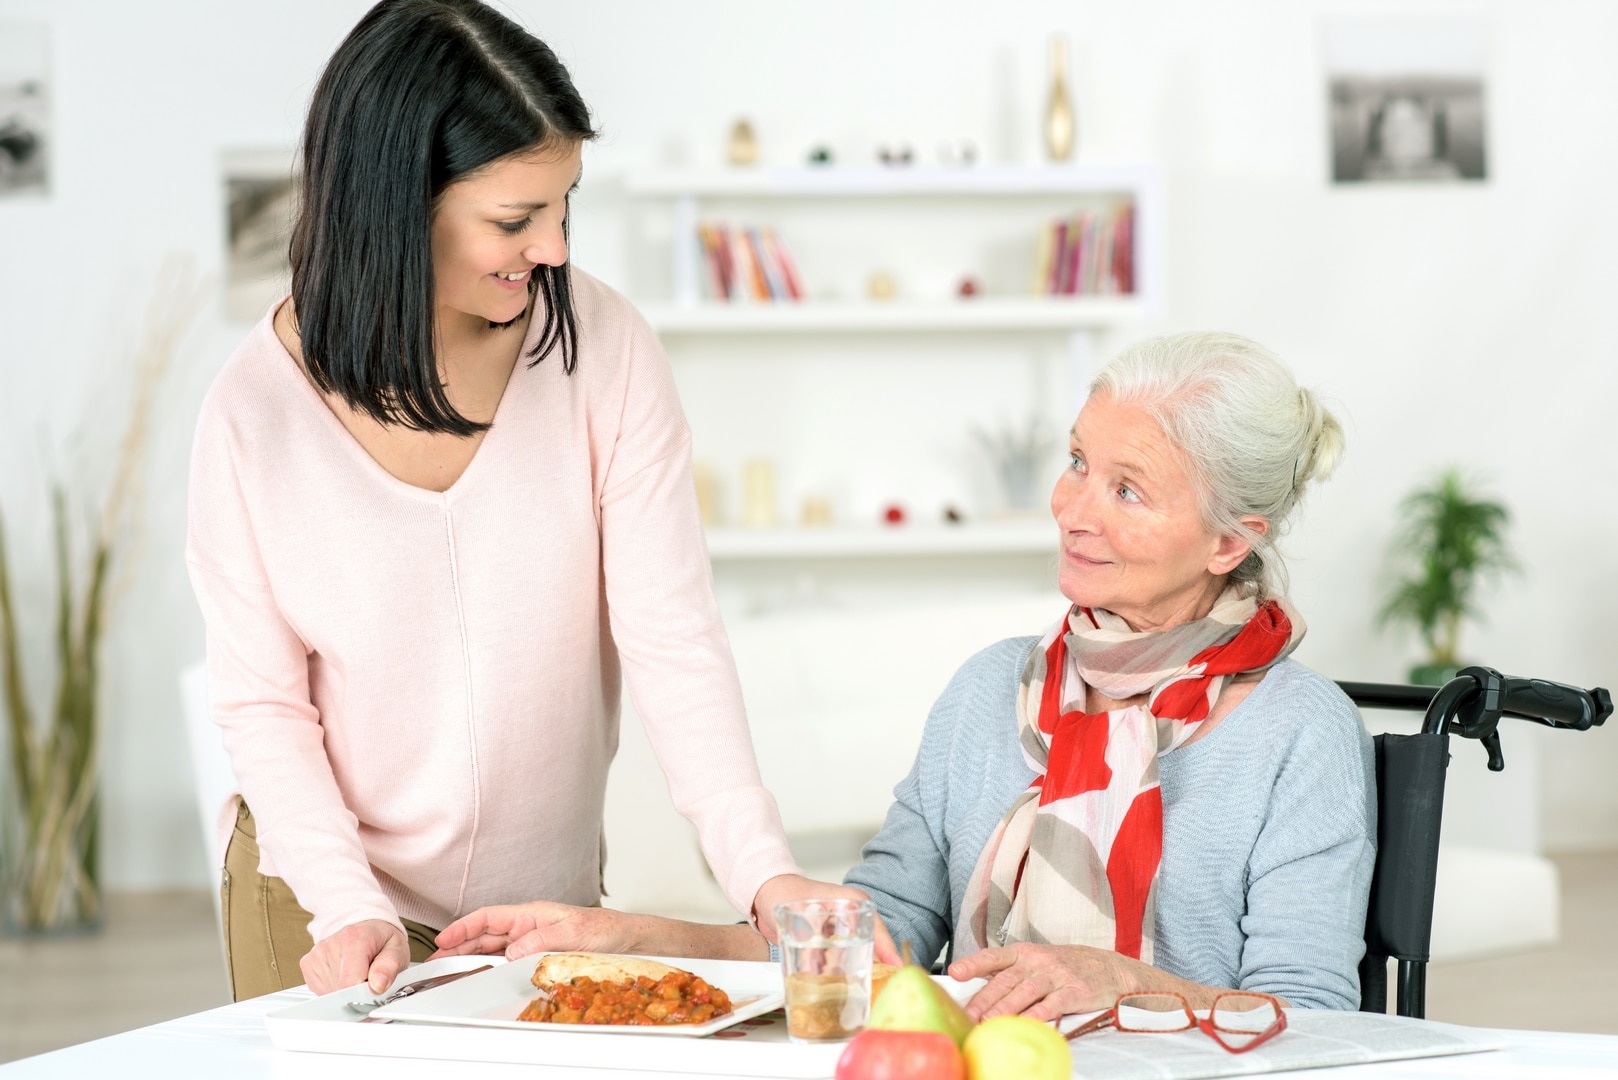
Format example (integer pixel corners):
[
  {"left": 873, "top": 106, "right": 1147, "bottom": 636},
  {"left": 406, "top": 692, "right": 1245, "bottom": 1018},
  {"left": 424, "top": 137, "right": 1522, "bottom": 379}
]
[{"left": 1337, "top": 667, "right": 1612, "bottom": 1019}]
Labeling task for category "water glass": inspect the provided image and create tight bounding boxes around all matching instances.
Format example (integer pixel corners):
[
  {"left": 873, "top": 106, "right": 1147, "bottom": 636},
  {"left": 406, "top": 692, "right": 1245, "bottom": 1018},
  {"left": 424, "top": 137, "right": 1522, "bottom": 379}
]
[{"left": 773, "top": 898, "right": 875, "bottom": 1043}]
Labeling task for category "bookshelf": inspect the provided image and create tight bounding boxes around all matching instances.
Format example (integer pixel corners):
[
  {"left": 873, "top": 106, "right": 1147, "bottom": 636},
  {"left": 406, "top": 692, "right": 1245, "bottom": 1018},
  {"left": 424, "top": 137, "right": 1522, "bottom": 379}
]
[
  {"left": 624, "top": 163, "right": 1164, "bottom": 320},
  {"left": 622, "top": 162, "right": 1163, "bottom": 564}
]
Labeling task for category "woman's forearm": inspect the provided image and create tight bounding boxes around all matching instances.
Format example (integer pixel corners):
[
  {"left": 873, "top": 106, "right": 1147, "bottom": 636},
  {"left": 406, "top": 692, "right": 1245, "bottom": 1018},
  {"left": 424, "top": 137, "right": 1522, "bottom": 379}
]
[{"left": 623, "top": 913, "right": 771, "bottom": 962}]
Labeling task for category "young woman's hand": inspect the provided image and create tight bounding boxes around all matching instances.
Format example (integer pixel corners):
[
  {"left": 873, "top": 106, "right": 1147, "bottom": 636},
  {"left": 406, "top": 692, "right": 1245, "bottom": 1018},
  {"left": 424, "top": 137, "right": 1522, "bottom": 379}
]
[
  {"left": 431, "top": 901, "right": 643, "bottom": 961},
  {"left": 751, "top": 874, "right": 903, "bottom": 965},
  {"left": 948, "top": 942, "right": 1140, "bottom": 1021},
  {"left": 300, "top": 918, "right": 411, "bottom": 995}
]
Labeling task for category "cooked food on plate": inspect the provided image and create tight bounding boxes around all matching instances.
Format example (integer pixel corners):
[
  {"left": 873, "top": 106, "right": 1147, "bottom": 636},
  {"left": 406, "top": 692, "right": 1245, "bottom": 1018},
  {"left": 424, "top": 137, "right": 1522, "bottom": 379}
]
[{"left": 518, "top": 952, "right": 734, "bottom": 1026}]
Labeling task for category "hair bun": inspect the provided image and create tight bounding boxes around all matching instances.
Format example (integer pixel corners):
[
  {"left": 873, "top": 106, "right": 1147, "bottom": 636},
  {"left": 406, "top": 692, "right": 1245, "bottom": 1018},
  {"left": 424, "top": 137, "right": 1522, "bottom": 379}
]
[{"left": 1294, "top": 387, "right": 1344, "bottom": 491}]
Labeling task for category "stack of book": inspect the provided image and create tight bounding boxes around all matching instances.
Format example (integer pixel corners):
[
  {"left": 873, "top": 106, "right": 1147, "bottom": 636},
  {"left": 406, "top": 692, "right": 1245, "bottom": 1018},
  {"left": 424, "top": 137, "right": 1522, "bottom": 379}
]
[
  {"left": 697, "top": 224, "right": 804, "bottom": 302},
  {"left": 1030, "top": 204, "right": 1135, "bottom": 296}
]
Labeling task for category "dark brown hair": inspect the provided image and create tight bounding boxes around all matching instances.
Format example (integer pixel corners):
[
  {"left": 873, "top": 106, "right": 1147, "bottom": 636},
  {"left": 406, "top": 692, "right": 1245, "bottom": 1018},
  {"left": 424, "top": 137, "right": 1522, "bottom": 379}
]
[{"left": 289, "top": 0, "right": 598, "bottom": 435}]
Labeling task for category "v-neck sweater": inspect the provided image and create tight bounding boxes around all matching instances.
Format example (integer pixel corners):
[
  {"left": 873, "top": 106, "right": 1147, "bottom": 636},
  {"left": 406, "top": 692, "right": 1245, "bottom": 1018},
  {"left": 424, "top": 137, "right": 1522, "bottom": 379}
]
[{"left": 186, "top": 269, "right": 798, "bottom": 942}]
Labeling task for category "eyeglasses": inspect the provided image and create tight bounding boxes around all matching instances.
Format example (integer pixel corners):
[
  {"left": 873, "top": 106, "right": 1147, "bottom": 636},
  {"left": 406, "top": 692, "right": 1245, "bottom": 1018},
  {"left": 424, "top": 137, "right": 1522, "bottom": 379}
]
[{"left": 1064, "top": 991, "right": 1287, "bottom": 1054}]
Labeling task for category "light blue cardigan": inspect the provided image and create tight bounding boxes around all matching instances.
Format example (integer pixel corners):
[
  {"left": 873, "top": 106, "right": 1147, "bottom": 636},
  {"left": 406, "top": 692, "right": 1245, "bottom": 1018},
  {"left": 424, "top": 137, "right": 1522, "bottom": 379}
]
[{"left": 844, "top": 638, "right": 1377, "bottom": 1010}]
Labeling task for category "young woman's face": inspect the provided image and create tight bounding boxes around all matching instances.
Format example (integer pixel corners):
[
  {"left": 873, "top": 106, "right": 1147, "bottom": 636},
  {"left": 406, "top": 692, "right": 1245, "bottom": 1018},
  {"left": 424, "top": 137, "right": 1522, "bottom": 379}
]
[
  {"left": 1050, "top": 392, "right": 1259, "bottom": 632},
  {"left": 430, "top": 141, "right": 583, "bottom": 334}
]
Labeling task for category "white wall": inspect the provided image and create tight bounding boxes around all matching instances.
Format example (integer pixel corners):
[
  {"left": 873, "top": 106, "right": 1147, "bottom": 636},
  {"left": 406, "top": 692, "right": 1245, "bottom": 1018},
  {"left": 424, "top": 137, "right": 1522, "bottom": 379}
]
[{"left": 1, "top": 0, "right": 1614, "bottom": 895}]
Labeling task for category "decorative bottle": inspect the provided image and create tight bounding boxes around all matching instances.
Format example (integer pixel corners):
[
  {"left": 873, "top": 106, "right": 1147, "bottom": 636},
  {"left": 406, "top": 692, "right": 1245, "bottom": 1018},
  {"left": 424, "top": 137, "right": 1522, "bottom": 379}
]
[{"left": 1044, "top": 34, "right": 1076, "bottom": 162}]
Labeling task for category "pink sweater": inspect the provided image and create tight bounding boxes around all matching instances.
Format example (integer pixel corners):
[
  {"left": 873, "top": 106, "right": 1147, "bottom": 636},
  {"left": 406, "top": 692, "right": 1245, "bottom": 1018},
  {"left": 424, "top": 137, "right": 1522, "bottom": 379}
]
[{"left": 186, "top": 270, "right": 799, "bottom": 942}]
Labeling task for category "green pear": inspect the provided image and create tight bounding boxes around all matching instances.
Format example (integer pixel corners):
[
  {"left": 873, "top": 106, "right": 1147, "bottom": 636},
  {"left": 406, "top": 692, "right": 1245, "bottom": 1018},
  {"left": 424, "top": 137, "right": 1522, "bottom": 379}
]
[{"left": 866, "top": 964, "right": 975, "bottom": 1048}]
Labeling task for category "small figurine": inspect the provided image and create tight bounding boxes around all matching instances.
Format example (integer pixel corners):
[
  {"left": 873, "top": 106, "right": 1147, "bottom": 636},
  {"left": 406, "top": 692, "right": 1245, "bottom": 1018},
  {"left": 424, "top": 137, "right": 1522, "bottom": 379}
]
[
  {"left": 867, "top": 271, "right": 898, "bottom": 301},
  {"left": 942, "top": 505, "right": 966, "bottom": 525},
  {"left": 801, "top": 496, "right": 834, "bottom": 526},
  {"left": 882, "top": 504, "right": 907, "bottom": 525},
  {"left": 877, "top": 145, "right": 914, "bottom": 166},
  {"left": 728, "top": 118, "right": 759, "bottom": 166},
  {"left": 807, "top": 145, "right": 834, "bottom": 165},
  {"left": 937, "top": 140, "right": 979, "bottom": 167},
  {"left": 957, "top": 276, "right": 981, "bottom": 298}
]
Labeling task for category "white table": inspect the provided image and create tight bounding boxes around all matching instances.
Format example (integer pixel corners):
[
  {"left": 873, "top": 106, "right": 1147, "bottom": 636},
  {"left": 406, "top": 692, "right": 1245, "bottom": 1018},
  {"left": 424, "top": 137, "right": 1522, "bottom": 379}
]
[{"left": 3, "top": 989, "right": 1617, "bottom": 1079}]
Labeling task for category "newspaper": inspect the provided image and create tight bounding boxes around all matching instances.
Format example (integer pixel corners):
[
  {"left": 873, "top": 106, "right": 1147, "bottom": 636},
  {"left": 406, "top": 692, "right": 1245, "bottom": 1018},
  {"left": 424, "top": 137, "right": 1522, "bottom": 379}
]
[{"left": 1061, "top": 1010, "right": 1504, "bottom": 1079}]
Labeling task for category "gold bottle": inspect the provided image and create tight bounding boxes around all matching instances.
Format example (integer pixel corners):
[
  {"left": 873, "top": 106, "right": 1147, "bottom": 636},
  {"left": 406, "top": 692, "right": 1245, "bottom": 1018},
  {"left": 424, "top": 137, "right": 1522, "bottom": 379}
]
[{"left": 1044, "top": 34, "right": 1076, "bottom": 162}]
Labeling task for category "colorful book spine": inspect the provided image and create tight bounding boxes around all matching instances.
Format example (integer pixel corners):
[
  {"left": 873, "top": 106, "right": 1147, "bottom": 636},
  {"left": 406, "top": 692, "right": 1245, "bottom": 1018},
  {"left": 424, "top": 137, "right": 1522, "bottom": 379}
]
[
  {"left": 1112, "top": 204, "right": 1135, "bottom": 294},
  {"left": 1049, "top": 219, "right": 1070, "bottom": 295},
  {"left": 1030, "top": 220, "right": 1057, "bottom": 295},
  {"left": 747, "top": 227, "right": 786, "bottom": 299},
  {"left": 696, "top": 222, "right": 804, "bottom": 302},
  {"left": 698, "top": 224, "right": 728, "bottom": 300},
  {"left": 763, "top": 227, "right": 804, "bottom": 300},
  {"left": 1031, "top": 202, "right": 1136, "bottom": 296}
]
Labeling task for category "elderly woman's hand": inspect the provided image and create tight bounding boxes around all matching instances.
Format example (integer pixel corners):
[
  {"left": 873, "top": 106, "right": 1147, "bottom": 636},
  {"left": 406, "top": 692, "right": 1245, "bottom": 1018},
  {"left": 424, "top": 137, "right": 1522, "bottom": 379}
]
[
  {"left": 948, "top": 942, "right": 1143, "bottom": 1021},
  {"left": 431, "top": 901, "right": 643, "bottom": 961}
]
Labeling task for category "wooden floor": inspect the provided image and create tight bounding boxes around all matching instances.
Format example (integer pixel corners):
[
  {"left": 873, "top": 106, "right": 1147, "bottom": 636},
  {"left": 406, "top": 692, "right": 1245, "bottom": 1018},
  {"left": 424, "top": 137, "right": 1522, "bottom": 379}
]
[{"left": 3, "top": 852, "right": 1616, "bottom": 1064}]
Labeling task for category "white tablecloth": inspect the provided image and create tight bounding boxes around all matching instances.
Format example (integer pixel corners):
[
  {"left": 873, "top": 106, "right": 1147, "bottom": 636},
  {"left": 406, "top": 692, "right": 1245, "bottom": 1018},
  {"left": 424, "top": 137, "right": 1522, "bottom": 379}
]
[{"left": 3, "top": 990, "right": 1617, "bottom": 1079}]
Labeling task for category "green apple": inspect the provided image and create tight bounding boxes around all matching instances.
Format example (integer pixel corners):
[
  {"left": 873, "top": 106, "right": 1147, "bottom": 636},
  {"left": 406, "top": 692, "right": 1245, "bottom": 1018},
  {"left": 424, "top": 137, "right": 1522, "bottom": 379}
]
[
  {"left": 866, "top": 964, "right": 975, "bottom": 1048},
  {"left": 961, "top": 1015, "right": 1070, "bottom": 1080}
]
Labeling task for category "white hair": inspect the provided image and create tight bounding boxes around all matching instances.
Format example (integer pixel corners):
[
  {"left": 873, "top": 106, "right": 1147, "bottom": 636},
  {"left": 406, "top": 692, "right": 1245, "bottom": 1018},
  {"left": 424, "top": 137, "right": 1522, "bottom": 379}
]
[{"left": 1088, "top": 331, "right": 1344, "bottom": 596}]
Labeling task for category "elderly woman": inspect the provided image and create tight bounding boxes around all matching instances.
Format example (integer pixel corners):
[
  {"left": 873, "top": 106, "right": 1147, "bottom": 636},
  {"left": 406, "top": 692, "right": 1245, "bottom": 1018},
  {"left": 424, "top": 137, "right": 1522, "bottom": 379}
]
[{"left": 434, "top": 331, "right": 1375, "bottom": 1017}]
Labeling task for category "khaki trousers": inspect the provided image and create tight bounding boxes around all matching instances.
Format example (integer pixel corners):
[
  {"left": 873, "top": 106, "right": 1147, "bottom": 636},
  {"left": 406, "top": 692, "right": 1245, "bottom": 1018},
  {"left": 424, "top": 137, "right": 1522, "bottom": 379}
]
[{"left": 221, "top": 798, "right": 440, "bottom": 1001}]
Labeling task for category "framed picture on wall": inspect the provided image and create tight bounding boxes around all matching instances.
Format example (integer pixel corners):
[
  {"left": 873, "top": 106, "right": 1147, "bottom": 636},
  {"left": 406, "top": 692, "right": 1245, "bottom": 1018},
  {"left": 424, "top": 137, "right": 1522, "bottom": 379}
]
[
  {"left": 223, "top": 148, "right": 296, "bottom": 323},
  {"left": 0, "top": 24, "right": 49, "bottom": 197},
  {"left": 1326, "top": 20, "right": 1489, "bottom": 184}
]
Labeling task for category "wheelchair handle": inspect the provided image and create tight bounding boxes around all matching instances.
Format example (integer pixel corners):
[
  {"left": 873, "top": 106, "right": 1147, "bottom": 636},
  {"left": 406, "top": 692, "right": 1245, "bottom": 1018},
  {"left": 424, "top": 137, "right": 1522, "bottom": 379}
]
[
  {"left": 1498, "top": 677, "right": 1611, "bottom": 731},
  {"left": 1446, "top": 667, "right": 1609, "bottom": 773}
]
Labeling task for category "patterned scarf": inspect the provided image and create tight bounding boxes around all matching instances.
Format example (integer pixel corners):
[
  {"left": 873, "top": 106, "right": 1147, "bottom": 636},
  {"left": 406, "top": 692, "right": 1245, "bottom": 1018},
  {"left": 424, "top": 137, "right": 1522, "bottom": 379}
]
[{"left": 956, "top": 587, "right": 1305, "bottom": 962}]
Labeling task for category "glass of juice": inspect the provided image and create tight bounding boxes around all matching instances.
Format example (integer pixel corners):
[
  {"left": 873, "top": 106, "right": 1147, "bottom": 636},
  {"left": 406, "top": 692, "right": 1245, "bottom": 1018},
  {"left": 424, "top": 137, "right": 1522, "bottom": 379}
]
[{"left": 773, "top": 898, "right": 875, "bottom": 1043}]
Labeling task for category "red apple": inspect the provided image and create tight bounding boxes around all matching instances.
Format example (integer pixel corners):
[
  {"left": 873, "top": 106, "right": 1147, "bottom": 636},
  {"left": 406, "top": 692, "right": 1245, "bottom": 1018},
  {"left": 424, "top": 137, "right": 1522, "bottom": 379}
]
[{"left": 836, "top": 1029, "right": 966, "bottom": 1080}]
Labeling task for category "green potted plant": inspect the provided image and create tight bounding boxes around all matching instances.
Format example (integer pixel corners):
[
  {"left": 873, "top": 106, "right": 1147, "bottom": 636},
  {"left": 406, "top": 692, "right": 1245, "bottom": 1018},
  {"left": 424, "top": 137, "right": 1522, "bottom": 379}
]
[{"left": 1377, "top": 468, "right": 1519, "bottom": 686}]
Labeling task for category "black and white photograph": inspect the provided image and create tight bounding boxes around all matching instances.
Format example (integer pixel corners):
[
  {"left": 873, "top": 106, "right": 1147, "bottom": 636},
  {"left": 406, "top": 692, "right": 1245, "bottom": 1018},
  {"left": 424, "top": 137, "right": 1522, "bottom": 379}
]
[
  {"left": 222, "top": 149, "right": 296, "bottom": 321},
  {"left": 0, "top": 23, "right": 49, "bottom": 196},
  {"left": 1326, "top": 20, "right": 1488, "bottom": 183}
]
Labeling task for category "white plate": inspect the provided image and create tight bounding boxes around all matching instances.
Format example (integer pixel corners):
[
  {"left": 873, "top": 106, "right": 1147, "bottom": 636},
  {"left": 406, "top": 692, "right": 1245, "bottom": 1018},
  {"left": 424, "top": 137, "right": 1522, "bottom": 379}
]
[{"left": 370, "top": 952, "right": 785, "bottom": 1036}]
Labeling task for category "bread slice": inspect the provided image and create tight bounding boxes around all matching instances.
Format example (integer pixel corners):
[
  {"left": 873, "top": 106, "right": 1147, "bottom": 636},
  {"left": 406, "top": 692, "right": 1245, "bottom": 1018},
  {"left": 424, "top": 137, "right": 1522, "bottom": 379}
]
[{"left": 531, "top": 952, "right": 685, "bottom": 989}]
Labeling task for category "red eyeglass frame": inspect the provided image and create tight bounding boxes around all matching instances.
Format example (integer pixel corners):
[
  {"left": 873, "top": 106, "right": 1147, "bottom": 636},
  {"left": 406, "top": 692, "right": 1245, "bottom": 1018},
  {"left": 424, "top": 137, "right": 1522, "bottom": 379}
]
[{"left": 1064, "top": 991, "right": 1288, "bottom": 1054}]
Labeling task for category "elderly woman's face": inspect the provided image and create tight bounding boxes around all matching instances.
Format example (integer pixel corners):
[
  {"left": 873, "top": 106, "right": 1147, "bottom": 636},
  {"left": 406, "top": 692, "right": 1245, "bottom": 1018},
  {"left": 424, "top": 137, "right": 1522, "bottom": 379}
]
[{"left": 1052, "top": 393, "right": 1255, "bottom": 632}]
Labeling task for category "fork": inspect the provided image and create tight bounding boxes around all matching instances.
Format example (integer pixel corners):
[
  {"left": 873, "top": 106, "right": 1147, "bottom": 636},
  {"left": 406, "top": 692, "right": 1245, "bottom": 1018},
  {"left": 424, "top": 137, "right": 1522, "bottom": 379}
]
[{"left": 344, "top": 963, "right": 494, "bottom": 1014}]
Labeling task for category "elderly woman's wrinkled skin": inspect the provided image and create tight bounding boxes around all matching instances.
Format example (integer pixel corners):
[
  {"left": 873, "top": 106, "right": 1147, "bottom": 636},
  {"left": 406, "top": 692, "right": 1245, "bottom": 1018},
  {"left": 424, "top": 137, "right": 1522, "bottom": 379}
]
[{"left": 1053, "top": 392, "right": 1265, "bottom": 634}]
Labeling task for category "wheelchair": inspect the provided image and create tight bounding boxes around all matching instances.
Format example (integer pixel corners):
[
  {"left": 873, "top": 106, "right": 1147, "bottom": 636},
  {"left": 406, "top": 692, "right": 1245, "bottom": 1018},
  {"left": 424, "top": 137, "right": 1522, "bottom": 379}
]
[{"left": 1338, "top": 668, "right": 1612, "bottom": 1019}]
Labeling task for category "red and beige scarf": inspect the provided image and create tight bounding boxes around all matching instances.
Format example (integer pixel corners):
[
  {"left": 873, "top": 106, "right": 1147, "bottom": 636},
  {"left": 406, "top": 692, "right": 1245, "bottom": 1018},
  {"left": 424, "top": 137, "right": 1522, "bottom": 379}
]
[{"left": 957, "top": 588, "right": 1305, "bottom": 962}]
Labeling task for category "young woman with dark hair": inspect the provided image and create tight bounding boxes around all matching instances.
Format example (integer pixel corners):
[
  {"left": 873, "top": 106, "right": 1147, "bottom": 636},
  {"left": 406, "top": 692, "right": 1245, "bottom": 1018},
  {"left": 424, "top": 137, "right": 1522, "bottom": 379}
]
[{"left": 186, "top": 0, "right": 867, "bottom": 1001}]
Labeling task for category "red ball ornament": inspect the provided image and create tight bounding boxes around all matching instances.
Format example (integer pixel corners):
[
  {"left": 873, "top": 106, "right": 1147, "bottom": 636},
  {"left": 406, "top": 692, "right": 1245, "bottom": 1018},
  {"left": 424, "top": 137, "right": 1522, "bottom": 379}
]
[{"left": 883, "top": 504, "right": 906, "bottom": 525}]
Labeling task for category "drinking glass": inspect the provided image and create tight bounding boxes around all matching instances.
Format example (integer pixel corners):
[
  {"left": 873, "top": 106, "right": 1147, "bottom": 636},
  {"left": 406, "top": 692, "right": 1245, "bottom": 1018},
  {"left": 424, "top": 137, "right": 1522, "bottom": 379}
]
[{"left": 773, "top": 898, "right": 875, "bottom": 1043}]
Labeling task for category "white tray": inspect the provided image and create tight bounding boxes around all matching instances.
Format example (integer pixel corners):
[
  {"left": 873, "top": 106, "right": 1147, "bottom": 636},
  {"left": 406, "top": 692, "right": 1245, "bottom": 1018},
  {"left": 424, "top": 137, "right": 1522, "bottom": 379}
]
[{"left": 263, "top": 955, "right": 843, "bottom": 1078}]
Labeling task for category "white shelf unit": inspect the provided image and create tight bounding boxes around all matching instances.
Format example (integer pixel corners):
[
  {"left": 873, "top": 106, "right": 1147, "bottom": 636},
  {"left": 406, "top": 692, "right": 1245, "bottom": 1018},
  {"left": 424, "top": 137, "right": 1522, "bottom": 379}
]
[
  {"left": 624, "top": 163, "right": 1165, "bottom": 327},
  {"left": 641, "top": 296, "right": 1146, "bottom": 334},
  {"left": 705, "top": 521, "right": 1057, "bottom": 561},
  {"left": 625, "top": 163, "right": 1163, "bottom": 562}
]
